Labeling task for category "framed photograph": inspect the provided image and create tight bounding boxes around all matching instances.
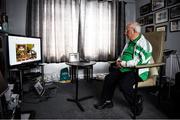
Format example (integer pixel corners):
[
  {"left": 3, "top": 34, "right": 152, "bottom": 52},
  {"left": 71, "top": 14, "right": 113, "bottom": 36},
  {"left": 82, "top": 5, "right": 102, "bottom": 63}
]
[
  {"left": 140, "top": 3, "right": 152, "bottom": 16},
  {"left": 137, "top": 17, "right": 145, "bottom": 26},
  {"left": 169, "top": 5, "right": 180, "bottom": 19},
  {"left": 170, "top": 19, "right": 180, "bottom": 32},
  {"left": 156, "top": 25, "right": 167, "bottom": 41},
  {"left": 152, "top": 0, "right": 165, "bottom": 11},
  {"left": 144, "top": 14, "right": 154, "bottom": 25},
  {"left": 69, "top": 53, "right": 79, "bottom": 62},
  {"left": 156, "top": 25, "right": 167, "bottom": 31},
  {"left": 34, "top": 81, "right": 45, "bottom": 95},
  {"left": 0, "top": 0, "right": 6, "bottom": 14},
  {"left": 155, "top": 9, "right": 168, "bottom": 24},
  {"left": 167, "top": 0, "right": 180, "bottom": 6},
  {"left": 145, "top": 26, "right": 154, "bottom": 32}
]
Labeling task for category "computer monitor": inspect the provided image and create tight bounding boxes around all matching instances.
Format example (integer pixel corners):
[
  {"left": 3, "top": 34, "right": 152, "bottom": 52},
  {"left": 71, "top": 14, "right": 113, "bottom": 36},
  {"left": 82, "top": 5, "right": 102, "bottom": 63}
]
[{"left": 7, "top": 34, "right": 42, "bottom": 67}]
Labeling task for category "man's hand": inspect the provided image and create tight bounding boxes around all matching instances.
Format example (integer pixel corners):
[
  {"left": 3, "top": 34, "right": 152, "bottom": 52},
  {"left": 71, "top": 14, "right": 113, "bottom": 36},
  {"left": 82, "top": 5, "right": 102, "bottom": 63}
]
[{"left": 114, "top": 60, "right": 122, "bottom": 68}]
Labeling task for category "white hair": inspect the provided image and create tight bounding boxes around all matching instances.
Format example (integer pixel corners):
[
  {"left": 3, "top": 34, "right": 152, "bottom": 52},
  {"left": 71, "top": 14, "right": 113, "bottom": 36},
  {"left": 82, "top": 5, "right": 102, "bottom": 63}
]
[{"left": 127, "top": 22, "right": 141, "bottom": 33}]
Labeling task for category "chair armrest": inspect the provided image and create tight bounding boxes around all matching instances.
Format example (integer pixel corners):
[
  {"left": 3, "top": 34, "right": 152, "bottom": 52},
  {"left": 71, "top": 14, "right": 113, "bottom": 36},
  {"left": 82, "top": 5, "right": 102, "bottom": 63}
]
[
  {"left": 135, "top": 63, "right": 165, "bottom": 69},
  {"left": 108, "top": 61, "right": 115, "bottom": 64},
  {"left": 108, "top": 61, "right": 165, "bottom": 69}
]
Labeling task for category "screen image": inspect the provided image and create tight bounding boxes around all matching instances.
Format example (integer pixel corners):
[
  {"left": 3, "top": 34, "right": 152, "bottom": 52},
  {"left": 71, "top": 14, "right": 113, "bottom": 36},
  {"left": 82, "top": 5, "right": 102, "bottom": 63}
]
[
  {"left": 8, "top": 35, "right": 42, "bottom": 66},
  {"left": 16, "top": 44, "right": 37, "bottom": 62}
]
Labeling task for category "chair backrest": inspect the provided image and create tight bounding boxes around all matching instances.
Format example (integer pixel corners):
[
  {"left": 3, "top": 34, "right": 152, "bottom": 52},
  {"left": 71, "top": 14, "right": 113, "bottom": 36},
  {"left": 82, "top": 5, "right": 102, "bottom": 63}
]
[
  {"left": 137, "top": 31, "right": 165, "bottom": 87},
  {"left": 144, "top": 31, "right": 165, "bottom": 63}
]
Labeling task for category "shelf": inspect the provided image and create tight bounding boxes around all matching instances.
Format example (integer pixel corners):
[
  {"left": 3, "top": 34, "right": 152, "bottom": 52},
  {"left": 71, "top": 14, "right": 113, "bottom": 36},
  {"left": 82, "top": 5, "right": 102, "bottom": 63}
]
[{"left": 23, "top": 72, "right": 42, "bottom": 80}]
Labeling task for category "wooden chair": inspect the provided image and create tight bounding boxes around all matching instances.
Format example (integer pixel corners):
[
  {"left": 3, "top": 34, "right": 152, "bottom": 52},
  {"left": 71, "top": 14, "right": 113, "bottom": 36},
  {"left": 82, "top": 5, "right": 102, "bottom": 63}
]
[{"left": 133, "top": 31, "right": 165, "bottom": 118}]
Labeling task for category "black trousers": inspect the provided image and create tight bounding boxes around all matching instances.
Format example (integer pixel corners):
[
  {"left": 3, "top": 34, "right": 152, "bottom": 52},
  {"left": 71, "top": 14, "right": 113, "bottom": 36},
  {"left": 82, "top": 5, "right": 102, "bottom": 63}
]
[{"left": 101, "top": 67, "right": 141, "bottom": 106}]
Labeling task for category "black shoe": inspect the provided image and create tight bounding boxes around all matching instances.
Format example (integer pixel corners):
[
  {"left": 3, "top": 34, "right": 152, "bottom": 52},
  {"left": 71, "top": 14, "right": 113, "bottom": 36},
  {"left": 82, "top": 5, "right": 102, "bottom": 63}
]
[
  {"left": 94, "top": 100, "right": 113, "bottom": 110},
  {"left": 131, "top": 95, "right": 143, "bottom": 116}
]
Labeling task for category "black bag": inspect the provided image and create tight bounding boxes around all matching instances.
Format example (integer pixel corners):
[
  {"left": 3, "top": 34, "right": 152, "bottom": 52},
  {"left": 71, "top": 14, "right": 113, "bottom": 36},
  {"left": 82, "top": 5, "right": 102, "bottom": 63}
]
[
  {"left": 171, "top": 73, "right": 180, "bottom": 103},
  {"left": 175, "top": 72, "right": 180, "bottom": 88},
  {"left": 175, "top": 54, "right": 180, "bottom": 88},
  {"left": 170, "top": 72, "right": 180, "bottom": 102},
  {"left": 171, "top": 55, "right": 180, "bottom": 102}
]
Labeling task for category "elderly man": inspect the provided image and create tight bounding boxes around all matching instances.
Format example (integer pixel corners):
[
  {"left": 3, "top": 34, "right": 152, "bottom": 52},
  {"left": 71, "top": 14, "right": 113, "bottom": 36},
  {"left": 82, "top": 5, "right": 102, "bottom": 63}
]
[{"left": 94, "top": 22, "right": 152, "bottom": 116}]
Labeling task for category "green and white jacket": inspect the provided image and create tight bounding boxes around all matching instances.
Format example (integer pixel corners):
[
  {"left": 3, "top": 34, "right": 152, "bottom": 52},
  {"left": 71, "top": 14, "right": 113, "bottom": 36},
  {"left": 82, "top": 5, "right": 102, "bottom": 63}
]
[{"left": 118, "top": 34, "right": 152, "bottom": 81}]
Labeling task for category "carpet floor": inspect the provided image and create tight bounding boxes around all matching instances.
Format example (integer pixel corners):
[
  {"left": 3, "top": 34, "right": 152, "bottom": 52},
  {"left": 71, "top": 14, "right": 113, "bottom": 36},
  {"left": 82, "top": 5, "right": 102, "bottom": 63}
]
[{"left": 21, "top": 79, "right": 172, "bottom": 119}]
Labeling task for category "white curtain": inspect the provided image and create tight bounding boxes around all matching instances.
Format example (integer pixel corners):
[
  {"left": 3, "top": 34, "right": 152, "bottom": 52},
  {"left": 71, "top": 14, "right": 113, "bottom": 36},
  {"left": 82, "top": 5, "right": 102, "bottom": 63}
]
[
  {"left": 79, "top": 0, "right": 117, "bottom": 60},
  {"left": 27, "top": 0, "right": 121, "bottom": 62},
  {"left": 27, "top": 0, "right": 79, "bottom": 62}
]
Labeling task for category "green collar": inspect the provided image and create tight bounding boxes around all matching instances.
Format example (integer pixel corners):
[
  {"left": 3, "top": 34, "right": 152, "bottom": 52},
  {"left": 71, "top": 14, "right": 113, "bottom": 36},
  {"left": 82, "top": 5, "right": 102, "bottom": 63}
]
[{"left": 132, "top": 34, "right": 141, "bottom": 43}]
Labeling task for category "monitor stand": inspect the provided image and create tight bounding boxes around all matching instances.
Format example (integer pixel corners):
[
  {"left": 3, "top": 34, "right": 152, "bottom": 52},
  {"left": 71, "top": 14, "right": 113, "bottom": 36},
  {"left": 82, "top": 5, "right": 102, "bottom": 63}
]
[{"left": 17, "top": 63, "right": 39, "bottom": 70}]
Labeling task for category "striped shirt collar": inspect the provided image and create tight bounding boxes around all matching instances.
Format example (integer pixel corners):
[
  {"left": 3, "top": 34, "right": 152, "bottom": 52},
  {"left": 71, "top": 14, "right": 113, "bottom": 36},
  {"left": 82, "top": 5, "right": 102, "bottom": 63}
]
[{"left": 131, "top": 34, "right": 141, "bottom": 44}]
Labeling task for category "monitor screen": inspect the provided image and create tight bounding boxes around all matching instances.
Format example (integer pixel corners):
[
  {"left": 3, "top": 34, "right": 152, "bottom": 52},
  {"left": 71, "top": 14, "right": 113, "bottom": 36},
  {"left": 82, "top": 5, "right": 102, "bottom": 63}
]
[{"left": 7, "top": 34, "right": 42, "bottom": 66}]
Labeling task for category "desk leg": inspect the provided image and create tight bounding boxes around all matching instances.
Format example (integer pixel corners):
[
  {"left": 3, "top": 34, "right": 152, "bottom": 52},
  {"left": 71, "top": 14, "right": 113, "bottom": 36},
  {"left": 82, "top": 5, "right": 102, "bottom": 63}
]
[
  {"left": 84, "top": 68, "right": 89, "bottom": 82},
  {"left": 89, "top": 65, "right": 93, "bottom": 79},
  {"left": 86, "top": 65, "right": 93, "bottom": 82},
  {"left": 67, "top": 66, "right": 93, "bottom": 112},
  {"left": 73, "top": 66, "right": 77, "bottom": 83},
  {"left": 19, "top": 70, "right": 23, "bottom": 100},
  {"left": 67, "top": 66, "right": 85, "bottom": 111},
  {"left": 70, "top": 66, "right": 75, "bottom": 83},
  {"left": 70, "top": 67, "right": 73, "bottom": 82}
]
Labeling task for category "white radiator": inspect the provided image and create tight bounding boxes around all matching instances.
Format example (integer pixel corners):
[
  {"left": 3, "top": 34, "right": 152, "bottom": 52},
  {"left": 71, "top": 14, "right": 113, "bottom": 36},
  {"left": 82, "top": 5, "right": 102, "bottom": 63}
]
[{"left": 166, "top": 54, "right": 180, "bottom": 83}]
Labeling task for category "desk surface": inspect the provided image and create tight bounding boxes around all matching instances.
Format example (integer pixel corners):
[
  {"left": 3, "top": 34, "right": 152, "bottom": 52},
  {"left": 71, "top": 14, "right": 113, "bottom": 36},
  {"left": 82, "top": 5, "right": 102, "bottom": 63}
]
[{"left": 66, "top": 61, "right": 96, "bottom": 67}]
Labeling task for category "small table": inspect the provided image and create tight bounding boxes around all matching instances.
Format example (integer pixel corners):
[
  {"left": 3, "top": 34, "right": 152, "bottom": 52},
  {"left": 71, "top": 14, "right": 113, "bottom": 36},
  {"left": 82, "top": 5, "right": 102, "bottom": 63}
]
[{"left": 65, "top": 61, "right": 96, "bottom": 111}]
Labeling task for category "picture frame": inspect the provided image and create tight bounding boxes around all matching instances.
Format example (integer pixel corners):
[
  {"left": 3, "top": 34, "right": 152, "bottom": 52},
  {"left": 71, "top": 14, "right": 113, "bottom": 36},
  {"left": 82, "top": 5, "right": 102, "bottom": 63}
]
[
  {"left": 167, "top": 0, "right": 180, "bottom": 6},
  {"left": 137, "top": 17, "right": 145, "bottom": 26},
  {"left": 0, "top": 0, "right": 6, "bottom": 14},
  {"left": 0, "top": 0, "right": 2, "bottom": 10},
  {"left": 170, "top": 19, "right": 180, "bottom": 32},
  {"left": 140, "top": 3, "right": 152, "bottom": 16},
  {"left": 156, "top": 25, "right": 167, "bottom": 31},
  {"left": 145, "top": 25, "right": 154, "bottom": 32},
  {"left": 69, "top": 53, "right": 79, "bottom": 62},
  {"left": 169, "top": 5, "right": 180, "bottom": 19},
  {"left": 144, "top": 14, "right": 154, "bottom": 25},
  {"left": 34, "top": 81, "right": 45, "bottom": 95},
  {"left": 155, "top": 25, "right": 167, "bottom": 41},
  {"left": 152, "top": 0, "right": 165, "bottom": 11},
  {"left": 155, "top": 9, "right": 168, "bottom": 24}
]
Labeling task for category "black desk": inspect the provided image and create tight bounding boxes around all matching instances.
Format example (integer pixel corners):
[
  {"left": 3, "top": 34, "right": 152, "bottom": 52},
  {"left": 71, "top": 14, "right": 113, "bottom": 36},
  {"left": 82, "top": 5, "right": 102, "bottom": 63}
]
[
  {"left": 10, "top": 64, "right": 44, "bottom": 100},
  {"left": 66, "top": 61, "right": 96, "bottom": 111}
]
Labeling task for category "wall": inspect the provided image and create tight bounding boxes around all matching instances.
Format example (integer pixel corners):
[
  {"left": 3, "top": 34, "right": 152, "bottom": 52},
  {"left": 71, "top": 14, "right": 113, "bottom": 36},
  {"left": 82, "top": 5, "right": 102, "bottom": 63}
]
[
  {"left": 6, "top": 0, "right": 136, "bottom": 80},
  {"left": 125, "top": 0, "right": 136, "bottom": 23},
  {"left": 136, "top": 0, "right": 180, "bottom": 54},
  {"left": 6, "top": 0, "right": 27, "bottom": 35}
]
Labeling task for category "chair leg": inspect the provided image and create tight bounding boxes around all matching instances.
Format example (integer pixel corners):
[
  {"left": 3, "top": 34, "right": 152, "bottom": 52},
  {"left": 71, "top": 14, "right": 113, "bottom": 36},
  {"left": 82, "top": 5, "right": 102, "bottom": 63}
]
[{"left": 158, "top": 65, "right": 163, "bottom": 106}]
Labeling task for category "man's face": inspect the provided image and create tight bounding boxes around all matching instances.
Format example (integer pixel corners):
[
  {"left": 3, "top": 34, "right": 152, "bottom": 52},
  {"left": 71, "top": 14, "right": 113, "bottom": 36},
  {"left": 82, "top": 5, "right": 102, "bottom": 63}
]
[{"left": 125, "top": 26, "right": 134, "bottom": 41}]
